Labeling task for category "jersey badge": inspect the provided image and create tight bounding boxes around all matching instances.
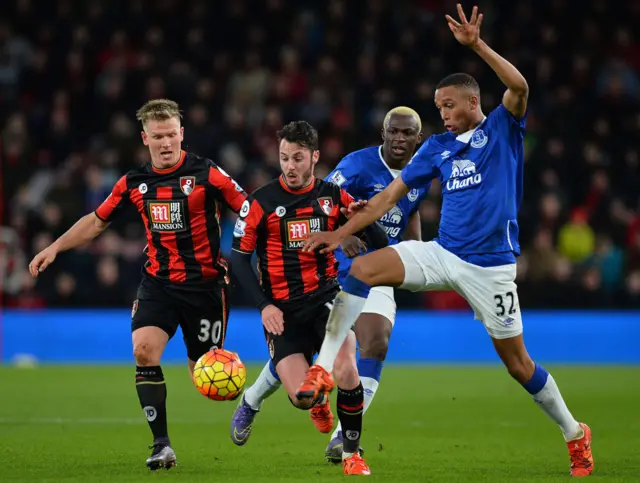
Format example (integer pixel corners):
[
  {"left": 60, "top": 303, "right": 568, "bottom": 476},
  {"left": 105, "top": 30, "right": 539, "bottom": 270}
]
[
  {"left": 407, "top": 189, "right": 420, "bottom": 202},
  {"left": 318, "top": 197, "right": 334, "bottom": 216},
  {"left": 180, "top": 176, "right": 196, "bottom": 196},
  {"left": 471, "top": 129, "right": 488, "bottom": 148}
]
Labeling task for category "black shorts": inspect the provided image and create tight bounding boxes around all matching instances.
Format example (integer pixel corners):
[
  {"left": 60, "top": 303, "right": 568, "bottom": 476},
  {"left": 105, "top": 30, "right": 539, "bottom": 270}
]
[
  {"left": 265, "top": 289, "right": 338, "bottom": 367},
  {"left": 131, "top": 275, "right": 229, "bottom": 362}
]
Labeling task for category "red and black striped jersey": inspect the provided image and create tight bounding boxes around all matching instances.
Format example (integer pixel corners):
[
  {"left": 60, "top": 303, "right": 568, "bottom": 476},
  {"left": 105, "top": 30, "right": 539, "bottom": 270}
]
[
  {"left": 232, "top": 175, "right": 355, "bottom": 304},
  {"left": 95, "top": 150, "right": 247, "bottom": 286}
]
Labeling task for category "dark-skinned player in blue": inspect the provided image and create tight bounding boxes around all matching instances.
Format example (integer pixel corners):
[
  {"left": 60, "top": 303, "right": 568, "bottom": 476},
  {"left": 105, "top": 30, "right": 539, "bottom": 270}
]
[{"left": 297, "top": 5, "right": 594, "bottom": 477}]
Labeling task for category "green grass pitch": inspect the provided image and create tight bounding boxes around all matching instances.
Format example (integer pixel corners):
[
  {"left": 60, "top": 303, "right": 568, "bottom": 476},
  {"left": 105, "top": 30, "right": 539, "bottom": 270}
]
[{"left": 0, "top": 365, "right": 638, "bottom": 482}]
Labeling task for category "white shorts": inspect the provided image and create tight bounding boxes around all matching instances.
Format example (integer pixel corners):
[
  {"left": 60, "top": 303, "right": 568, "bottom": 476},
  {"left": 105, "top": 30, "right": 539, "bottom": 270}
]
[
  {"left": 361, "top": 286, "right": 396, "bottom": 326},
  {"left": 391, "top": 240, "right": 523, "bottom": 339}
]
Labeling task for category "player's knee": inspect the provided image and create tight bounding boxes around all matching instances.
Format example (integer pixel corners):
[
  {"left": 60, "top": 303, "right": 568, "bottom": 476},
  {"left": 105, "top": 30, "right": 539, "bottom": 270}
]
[
  {"left": 359, "top": 332, "right": 390, "bottom": 361},
  {"left": 288, "top": 394, "right": 313, "bottom": 410},
  {"left": 133, "top": 342, "right": 160, "bottom": 366},
  {"left": 350, "top": 257, "right": 376, "bottom": 285}
]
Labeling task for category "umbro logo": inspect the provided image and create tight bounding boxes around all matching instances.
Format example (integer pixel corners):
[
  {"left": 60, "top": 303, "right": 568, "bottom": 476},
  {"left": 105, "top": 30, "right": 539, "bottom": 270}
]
[{"left": 440, "top": 151, "right": 451, "bottom": 159}]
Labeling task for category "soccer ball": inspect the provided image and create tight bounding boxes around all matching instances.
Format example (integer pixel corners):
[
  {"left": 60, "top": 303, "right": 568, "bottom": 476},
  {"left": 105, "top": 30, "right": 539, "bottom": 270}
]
[{"left": 192, "top": 349, "right": 247, "bottom": 401}]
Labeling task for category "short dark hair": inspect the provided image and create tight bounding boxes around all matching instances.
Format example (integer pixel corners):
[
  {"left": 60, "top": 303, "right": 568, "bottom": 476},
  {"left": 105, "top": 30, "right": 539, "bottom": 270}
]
[
  {"left": 436, "top": 73, "right": 480, "bottom": 93},
  {"left": 277, "top": 121, "right": 319, "bottom": 151}
]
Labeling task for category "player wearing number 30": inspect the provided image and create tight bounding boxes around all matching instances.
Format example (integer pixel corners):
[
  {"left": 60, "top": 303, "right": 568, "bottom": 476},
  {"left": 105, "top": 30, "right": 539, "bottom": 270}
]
[
  {"left": 298, "top": 5, "right": 594, "bottom": 477},
  {"left": 28, "top": 99, "right": 248, "bottom": 471}
]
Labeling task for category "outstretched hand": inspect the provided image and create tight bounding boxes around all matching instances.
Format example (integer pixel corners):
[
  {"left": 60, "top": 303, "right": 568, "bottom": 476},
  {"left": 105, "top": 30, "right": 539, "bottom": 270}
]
[
  {"left": 29, "top": 246, "right": 58, "bottom": 277},
  {"left": 446, "top": 4, "right": 483, "bottom": 48},
  {"left": 302, "top": 231, "right": 344, "bottom": 254},
  {"left": 340, "top": 200, "right": 367, "bottom": 219},
  {"left": 340, "top": 235, "right": 367, "bottom": 258}
]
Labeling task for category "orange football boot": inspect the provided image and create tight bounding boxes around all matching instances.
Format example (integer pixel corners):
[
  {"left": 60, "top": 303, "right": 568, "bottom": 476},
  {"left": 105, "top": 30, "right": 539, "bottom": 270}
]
[
  {"left": 567, "top": 422, "right": 593, "bottom": 477},
  {"left": 296, "top": 364, "right": 335, "bottom": 402},
  {"left": 343, "top": 453, "right": 371, "bottom": 476},
  {"left": 309, "top": 397, "right": 334, "bottom": 433}
]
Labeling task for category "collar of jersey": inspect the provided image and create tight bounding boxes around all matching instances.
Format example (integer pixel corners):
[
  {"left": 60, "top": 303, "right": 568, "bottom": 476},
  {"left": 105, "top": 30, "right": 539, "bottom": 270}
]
[
  {"left": 151, "top": 150, "right": 186, "bottom": 174},
  {"left": 454, "top": 117, "right": 487, "bottom": 144},
  {"left": 377, "top": 146, "right": 402, "bottom": 179},
  {"left": 279, "top": 175, "right": 316, "bottom": 194}
]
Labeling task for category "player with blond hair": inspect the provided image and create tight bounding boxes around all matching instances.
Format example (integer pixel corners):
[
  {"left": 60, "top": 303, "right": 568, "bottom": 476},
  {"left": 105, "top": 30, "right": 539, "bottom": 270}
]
[{"left": 29, "top": 98, "right": 248, "bottom": 470}]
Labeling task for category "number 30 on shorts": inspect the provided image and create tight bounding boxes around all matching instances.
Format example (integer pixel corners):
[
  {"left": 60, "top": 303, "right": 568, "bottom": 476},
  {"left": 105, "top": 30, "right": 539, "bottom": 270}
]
[
  {"left": 494, "top": 292, "right": 517, "bottom": 317},
  {"left": 198, "top": 319, "right": 222, "bottom": 348}
]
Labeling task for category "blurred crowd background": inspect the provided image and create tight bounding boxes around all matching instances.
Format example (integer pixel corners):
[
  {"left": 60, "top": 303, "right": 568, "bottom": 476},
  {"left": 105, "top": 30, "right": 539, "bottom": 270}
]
[{"left": 1, "top": 0, "right": 639, "bottom": 310}]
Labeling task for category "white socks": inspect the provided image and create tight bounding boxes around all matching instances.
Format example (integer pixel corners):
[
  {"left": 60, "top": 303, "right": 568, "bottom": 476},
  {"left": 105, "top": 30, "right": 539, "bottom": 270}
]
[
  {"left": 316, "top": 292, "right": 367, "bottom": 373},
  {"left": 360, "top": 377, "right": 379, "bottom": 414},
  {"left": 244, "top": 360, "right": 282, "bottom": 411},
  {"left": 532, "top": 374, "right": 582, "bottom": 441}
]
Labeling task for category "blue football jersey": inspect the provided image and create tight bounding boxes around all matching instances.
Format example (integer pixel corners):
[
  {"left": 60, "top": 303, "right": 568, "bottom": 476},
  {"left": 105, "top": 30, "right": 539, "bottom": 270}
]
[
  {"left": 401, "top": 104, "right": 526, "bottom": 267},
  {"left": 326, "top": 146, "right": 430, "bottom": 282}
]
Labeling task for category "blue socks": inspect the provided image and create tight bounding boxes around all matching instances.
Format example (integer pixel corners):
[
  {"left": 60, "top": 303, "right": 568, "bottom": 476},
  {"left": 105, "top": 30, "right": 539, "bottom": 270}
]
[
  {"left": 521, "top": 363, "right": 549, "bottom": 394},
  {"left": 357, "top": 357, "right": 383, "bottom": 383},
  {"left": 343, "top": 274, "right": 371, "bottom": 298},
  {"left": 268, "top": 360, "right": 280, "bottom": 381}
]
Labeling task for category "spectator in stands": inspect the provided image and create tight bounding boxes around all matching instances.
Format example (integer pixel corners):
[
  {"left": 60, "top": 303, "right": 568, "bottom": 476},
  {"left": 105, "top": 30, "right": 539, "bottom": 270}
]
[{"left": 0, "top": 0, "right": 638, "bottom": 309}]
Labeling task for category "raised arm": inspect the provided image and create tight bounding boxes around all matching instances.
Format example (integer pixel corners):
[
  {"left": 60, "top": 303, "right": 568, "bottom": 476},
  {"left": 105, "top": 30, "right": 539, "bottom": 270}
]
[{"left": 446, "top": 4, "right": 529, "bottom": 119}]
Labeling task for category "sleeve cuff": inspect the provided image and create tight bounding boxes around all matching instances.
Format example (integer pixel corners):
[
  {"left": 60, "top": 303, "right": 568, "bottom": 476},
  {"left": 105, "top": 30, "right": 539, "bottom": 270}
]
[{"left": 94, "top": 210, "right": 108, "bottom": 222}]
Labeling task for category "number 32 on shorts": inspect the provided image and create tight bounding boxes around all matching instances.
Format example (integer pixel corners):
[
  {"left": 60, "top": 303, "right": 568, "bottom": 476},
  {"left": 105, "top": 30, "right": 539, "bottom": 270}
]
[
  {"left": 198, "top": 319, "right": 223, "bottom": 349},
  {"left": 494, "top": 291, "right": 517, "bottom": 317}
]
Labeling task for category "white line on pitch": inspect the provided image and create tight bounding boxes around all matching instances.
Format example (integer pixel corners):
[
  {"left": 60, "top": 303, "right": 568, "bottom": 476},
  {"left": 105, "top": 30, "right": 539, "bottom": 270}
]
[{"left": 0, "top": 417, "right": 214, "bottom": 425}]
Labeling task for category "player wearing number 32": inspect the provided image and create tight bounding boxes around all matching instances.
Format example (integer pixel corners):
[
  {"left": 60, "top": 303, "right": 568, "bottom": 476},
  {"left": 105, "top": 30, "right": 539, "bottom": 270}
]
[
  {"left": 28, "top": 99, "right": 248, "bottom": 471},
  {"left": 298, "top": 5, "right": 594, "bottom": 477}
]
